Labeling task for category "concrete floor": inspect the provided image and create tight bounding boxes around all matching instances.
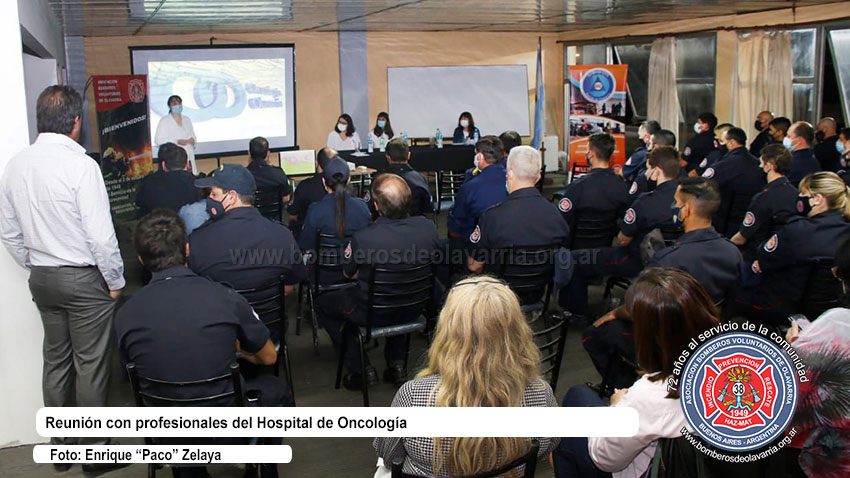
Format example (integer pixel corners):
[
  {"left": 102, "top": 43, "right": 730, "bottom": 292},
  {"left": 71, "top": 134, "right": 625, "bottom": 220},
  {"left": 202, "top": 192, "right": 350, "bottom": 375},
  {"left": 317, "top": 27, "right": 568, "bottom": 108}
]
[{"left": 0, "top": 173, "right": 613, "bottom": 477}]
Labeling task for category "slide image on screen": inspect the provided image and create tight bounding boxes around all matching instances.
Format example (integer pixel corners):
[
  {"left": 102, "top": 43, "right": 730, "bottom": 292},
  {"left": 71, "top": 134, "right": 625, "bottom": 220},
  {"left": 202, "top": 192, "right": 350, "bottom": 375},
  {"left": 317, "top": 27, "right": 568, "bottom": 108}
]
[
  {"left": 132, "top": 45, "right": 296, "bottom": 157},
  {"left": 149, "top": 59, "right": 286, "bottom": 144},
  {"left": 280, "top": 150, "right": 315, "bottom": 176}
]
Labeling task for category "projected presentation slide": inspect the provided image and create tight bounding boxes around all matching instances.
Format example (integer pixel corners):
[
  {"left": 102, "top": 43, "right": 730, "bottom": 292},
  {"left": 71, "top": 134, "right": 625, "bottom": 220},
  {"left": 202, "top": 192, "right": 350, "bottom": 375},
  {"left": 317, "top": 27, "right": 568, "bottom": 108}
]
[
  {"left": 132, "top": 45, "right": 296, "bottom": 157},
  {"left": 280, "top": 149, "right": 315, "bottom": 176}
]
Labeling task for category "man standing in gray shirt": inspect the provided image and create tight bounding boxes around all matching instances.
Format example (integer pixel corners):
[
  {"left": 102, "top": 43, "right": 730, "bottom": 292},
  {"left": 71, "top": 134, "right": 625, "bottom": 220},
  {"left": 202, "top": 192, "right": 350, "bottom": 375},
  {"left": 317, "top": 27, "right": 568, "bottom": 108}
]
[{"left": 0, "top": 85, "right": 126, "bottom": 473}]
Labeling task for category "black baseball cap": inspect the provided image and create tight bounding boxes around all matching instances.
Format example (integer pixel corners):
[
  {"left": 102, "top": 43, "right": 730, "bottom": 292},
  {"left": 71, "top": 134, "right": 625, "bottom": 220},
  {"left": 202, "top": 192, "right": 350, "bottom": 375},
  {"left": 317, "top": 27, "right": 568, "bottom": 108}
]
[
  {"left": 322, "top": 157, "right": 350, "bottom": 183},
  {"left": 194, "top": 164, "right": 257, "bottom": 195}
]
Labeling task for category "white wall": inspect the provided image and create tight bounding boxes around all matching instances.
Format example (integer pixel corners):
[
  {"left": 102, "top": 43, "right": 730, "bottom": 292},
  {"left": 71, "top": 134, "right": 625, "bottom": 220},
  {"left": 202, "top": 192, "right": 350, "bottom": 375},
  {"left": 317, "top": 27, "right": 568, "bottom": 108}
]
[
  {"left": 23, "top": 54, "right": 58, "bottom": 144},
  {"left": 17, "top": 0, "right": 65, "bottom": 65},
  {"left": 0, "top": 3, "right": 48, "bottom": 448}
]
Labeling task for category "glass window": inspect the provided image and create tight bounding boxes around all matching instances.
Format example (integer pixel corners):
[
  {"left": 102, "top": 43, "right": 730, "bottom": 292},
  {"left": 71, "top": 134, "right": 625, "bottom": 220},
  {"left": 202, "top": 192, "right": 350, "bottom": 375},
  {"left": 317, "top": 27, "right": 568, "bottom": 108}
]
[
  {"left": 828, "top": 29, "right": 850, "bottom": 125},
  {"left": 676, "top": 35, "right": 717, "bottom": 80},
  {"left": 578, "top": 44, "right": 608, "bottom": 65},
  {"left": 791, "top": 28, "right": 817, "bottom": 124},
  {"left": 792, "top": 29, "right": 816, "bottom": 78},
  {"left": 792, "top": 83, "right": 816, "bottom": 125},
  {"left": 676, "top": 34, "right": 716, "bottom": 143},
  {"left": 614, "top": 43, "right": 651, "bottom": 118}
]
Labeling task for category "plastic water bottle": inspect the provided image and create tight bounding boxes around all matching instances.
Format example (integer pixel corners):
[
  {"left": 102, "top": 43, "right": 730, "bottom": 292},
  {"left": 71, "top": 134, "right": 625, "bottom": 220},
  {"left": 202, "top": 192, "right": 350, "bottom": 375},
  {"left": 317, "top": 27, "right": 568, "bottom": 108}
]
[
  {"left": 436, "top": 128, "right": 443, "bottom": 149},
  {"left": 367, "top": 137, "right": 374, "bottom": 153},
  {"left": 473, "top": 130, "right": 480, "bottom": 142},
  {"left": 402, "top": 131, "right": 409, "bottom": 145},
  {"left": 379, "top": 137, "right": 386, "bottom": 152}
]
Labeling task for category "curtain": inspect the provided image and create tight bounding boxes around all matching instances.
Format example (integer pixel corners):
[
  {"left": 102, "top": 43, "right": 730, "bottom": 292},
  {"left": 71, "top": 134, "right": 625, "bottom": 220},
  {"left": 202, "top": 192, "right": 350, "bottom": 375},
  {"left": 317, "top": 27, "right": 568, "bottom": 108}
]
[
  {"left": 734, "top": 31, "right": 793, "bottom": 144},
  {"left": 647, "top": 37, "right": 681, "bottom": 135}
]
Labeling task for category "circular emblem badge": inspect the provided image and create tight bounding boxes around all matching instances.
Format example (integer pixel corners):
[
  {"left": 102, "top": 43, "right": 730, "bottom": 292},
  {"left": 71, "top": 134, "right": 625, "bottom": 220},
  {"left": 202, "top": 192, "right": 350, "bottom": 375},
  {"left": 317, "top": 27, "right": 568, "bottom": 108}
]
[
  {"left": 764, "top": 234, "right": 778, "bottom": 252},
  {"left": 558, "top": 198, "right": 572, "bottom": 213},
  {"left": 699, "top": 158, "right": 708, "bottom": 169},
  {"left": 680, "top": 332, "right": 797, "bottom": 452},
  {"left": 344, "top": 242, "right": 352, "bottom": 259},
  {"left": 469, "top": 225, "right": 481, "bottom": 244},
  {"left": 580, "top": 68, "right": 616, "bottom": 103},
  {"left": 623, "top": 208, "right": 636, "bottom": 225},
  {"left": 364, "top": 190, "right": 371, "bottom": 202},
  {"left": 629, "top": 182, "right": 638, "bottom": 195},
  {"left": 743, "top": 212, "right": 755, "bottom": 228},
  {"left": 128, "top": 79, "right": 145, "bottom": 103},
  {"left": 703, "top": 168, "right": 715, "bottom": 179}
]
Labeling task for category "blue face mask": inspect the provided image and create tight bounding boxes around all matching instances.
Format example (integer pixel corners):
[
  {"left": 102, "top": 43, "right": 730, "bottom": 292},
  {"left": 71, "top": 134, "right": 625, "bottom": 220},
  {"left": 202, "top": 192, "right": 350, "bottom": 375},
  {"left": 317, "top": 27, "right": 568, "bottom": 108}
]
[
  {"left": 837, "top": 141, "right": 846, "bottom": 154},
  {"left": 693, "top": 122, "right": 702, "bottom": 134},
  {"left": 377, "top": 120, "right": 386, "bottom": 128},
  {"left": 783, "top": 136, "right": 794, "bottom": 150},
  {"left": 171, "top": 104, "right": 183, "bottom": 115}
]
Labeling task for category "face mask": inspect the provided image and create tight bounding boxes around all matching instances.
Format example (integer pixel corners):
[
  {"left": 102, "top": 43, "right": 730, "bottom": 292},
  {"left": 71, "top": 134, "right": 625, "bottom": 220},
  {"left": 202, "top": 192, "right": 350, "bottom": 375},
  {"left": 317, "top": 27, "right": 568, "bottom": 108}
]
[
  {"left": 754, "top": 120, "right": 763, "bottom": 131},
  {"left": 337, "top": 123, "right": 347, "bottom": 133},
  {"left": 815, "top": 131, "right": 826, "bottom": 143},
  {"left": 694, "top": 123, "right": 702, "bottom": 134},
  {"left": 473, "top": 153, "right": 481, "bottom": 170},
  {"left": 783, "top": 136, "right": 794, "bottom": 151},
  {"left": 671, "top": 203, "right": 683, "bottom": 224},
  {"left": 460, "top": 119, "right": 469, "bottom": 128},
  {"left": 171, "top": 105, "right": 183, "bottom": 115},
  {"left": 838, "top": 141, "right": 847, "bottom": 154},
  {"left": 205, "top": 197, "right": 226, "bottom": 219},
  {"left": 796, "top": 195, "right": 813, "bottom": 216},
  {"left": 377, "top": 120, "right": 386, "bottom": 128}
]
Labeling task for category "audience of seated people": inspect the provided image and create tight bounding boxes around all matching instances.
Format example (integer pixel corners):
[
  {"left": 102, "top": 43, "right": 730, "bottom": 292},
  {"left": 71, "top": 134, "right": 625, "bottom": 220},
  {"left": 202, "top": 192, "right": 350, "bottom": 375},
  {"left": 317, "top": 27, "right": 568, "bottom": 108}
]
[
  {"left": 703, "top": 126, "right": 766, "bottom": 237},
  {"left": 287, "top": 147, "right": 337, "bottom": 236},
  {"left": 750, "top": 110, "right": 775, "bottom": 156},
  {"left": 246, "top": 135, "right": 293, "bottom": 202},
  {"left": 621, "top": 120, "right": 660, "bottom": 183},
  {"left": 693, "top": 122, "right": 732, "bottom": 176},
  {"left": 787, "top": 121, "right": 821, "bottom": 187},
  {"left": 813, "top": 117, "right": 841, "bottom": 173},
  {"left": 375, "top": 276, "right": 558, "bottom": 475},
  {"left": 682, "top": 112, "right": 719, "bottom": 173},
  {"left": 626, "top": 128, "right": 677, "bottom": 201},
  {"left": 135, "top": 142, "right": 200, "bottom": 217},
  {"left": 366, "top": 137, "right": 432, "bottom": 218}
]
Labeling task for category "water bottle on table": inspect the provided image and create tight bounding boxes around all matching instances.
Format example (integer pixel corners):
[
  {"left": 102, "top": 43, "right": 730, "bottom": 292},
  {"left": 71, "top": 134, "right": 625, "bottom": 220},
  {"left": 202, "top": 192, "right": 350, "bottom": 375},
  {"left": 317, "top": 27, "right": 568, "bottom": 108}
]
[
  {"left": 436, "top": 128, "right": 443, "bottom": 149},
  {"left": 367, "top": 137, "right": 374, "bottom": 153},
  {"left": 402, "top": 131, "right": 409, "bottom": 145},
  {"left": 379, "top": 137, "right": 386, "bottom": 152}
]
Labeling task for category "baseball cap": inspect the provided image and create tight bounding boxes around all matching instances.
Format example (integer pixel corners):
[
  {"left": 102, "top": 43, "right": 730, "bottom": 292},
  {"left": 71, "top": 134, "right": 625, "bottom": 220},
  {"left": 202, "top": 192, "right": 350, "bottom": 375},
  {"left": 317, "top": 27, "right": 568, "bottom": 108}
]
[
  {"left": 322, "top": 157, "right": 350, "bottom": 183},
  {"left": 194, "top": 164, "right": 257, "bottom": 195}
]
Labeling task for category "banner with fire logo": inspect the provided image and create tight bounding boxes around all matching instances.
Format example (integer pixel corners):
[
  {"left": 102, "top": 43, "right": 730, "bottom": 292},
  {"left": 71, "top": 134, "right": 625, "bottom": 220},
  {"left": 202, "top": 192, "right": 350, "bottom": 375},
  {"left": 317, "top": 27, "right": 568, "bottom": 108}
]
[
  {"left": 93, "top": 75, "right": 153, "bottom": 221},
  {"left": 567, "top": 65, "right": 628, "bottom": 176}
]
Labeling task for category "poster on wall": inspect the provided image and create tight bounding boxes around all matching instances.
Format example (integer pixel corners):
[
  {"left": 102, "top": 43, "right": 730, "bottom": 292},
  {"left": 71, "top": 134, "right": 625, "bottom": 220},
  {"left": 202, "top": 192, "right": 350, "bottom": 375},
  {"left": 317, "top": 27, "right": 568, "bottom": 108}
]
[
  {"left": 567, "top": 65, "right": 629, "bottom": 176},
  {"left": 93, "top": 75, "right": 153, "bottom": 221}
]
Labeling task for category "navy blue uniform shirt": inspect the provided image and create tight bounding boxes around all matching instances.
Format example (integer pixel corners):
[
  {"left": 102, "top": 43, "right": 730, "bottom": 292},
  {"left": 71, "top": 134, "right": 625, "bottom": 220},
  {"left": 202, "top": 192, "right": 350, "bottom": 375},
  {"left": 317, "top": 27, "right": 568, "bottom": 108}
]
[
  {"left": 703, "top": 146, "right": 766, "bottom": 237},
  {"left": 286, "top": 173, "right": 327, "bottom": 235},
  {"left": 135, "top": 169, "right": 199, "bottom": 217},
  {"left": 788, "top": 148, "right": 821, "bottom": 187},
  {"left": 188, "top": 206, "right": 306, "bottom": 291},
  {"left": 649, "top": 227, "right": 743, "bottom": 302},
  {"left": 115, "top": 266, "right": 269, "bottom": 402},
  {"left": 682, "top": 130, "right": 718, "bottom": 172},
  {"left": 619, "top": 180, "right": 679, "bottom": 256},
  {"left": 696, "top": 145, "right": 728, "bottom": 176},
  {"left": 737, "top": 176, "right": 798, "bottom": 255},
  {"left": 622, "top": 145, "right": 648, "bottom": 181},
  {"left": 749, "top": 131, "right": 774, "bottom": 157},
  {"left": 297, "top": 193, "right": 372, "bottom": 252},
  {"left": 447, "top": 162, "right": 508, "bottom": 239},
  {"left": 559, "top": 167, "right": 629, "bottom": 245},
  {"left": 754, "top": 209, "right": 850, "bottom": 305},
  {"left": 813, "top": 135, "right": 841, "bottom": 172},
  {"left": 247, "top": 160, "right": 293, "bottom": 196},
  {"left": 366, "top": 163, "right": 433, "bottom": 217}
]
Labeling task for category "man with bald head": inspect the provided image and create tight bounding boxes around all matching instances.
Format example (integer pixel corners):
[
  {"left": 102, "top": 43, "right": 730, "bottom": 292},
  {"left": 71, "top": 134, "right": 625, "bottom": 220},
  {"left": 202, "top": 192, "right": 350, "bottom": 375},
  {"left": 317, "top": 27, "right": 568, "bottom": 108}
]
[
  {"left": 319, "top": 173, "right": 440, "bottom": 390},
  {"left": 814, "top": 117, "right": 841, "bottom": 172},
  {"left": 750, "top": 110, "right": 775, "bottom": 156},
  {"left": 468, "top": 146, "right": 570, "bottom": 304}
]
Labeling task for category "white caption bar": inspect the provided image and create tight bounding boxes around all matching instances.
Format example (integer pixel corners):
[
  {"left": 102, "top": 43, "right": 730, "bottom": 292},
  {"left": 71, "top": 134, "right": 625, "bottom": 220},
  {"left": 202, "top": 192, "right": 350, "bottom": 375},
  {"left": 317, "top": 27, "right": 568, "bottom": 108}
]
[
  {"left": 33, "top": 445, "right": 291, "bottom": 464},
  {"left": 37, "top": 407, "right": 638, "bottom": 438}
]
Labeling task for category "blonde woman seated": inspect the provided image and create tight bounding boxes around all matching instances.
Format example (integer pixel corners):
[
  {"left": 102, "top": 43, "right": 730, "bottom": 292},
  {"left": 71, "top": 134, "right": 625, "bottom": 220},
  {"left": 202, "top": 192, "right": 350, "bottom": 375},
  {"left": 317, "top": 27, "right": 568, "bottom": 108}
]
[{"left": 374, "top": 276, "right": 559, "bottom": 476}]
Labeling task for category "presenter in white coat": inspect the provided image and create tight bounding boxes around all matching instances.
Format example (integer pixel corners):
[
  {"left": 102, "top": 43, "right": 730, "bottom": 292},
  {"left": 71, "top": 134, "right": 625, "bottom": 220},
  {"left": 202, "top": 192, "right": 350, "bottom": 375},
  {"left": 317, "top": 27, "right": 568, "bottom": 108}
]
[{"left": 155, "top": 95, "right": 197, "bottom": 174}]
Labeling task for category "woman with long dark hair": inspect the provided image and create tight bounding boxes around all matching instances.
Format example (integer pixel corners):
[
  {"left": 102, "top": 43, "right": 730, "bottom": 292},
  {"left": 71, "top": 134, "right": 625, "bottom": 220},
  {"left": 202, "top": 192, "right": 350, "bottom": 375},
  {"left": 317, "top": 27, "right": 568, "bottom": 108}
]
[
  {"left": 326, "top": 113, "right": 362, "bottom": 150},
  {"left": 368, "top": 112, "right": 394, "bottom": 148},
  {"left": 453, "top": 111, "right": 480, "bottom": 144},
  {"left": 554, "top": 268, "right": 719, "bottom": 478}
]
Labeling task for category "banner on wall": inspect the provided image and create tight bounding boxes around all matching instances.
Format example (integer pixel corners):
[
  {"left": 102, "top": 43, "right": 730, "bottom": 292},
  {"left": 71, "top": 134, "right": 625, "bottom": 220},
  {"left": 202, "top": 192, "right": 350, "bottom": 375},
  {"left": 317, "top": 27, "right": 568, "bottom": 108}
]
[
  {"left": 93, "top": 75, "right": 153, "bottom": 221},
  {"left": 567, "top": 65, "right": 629, "bottom": 175}
]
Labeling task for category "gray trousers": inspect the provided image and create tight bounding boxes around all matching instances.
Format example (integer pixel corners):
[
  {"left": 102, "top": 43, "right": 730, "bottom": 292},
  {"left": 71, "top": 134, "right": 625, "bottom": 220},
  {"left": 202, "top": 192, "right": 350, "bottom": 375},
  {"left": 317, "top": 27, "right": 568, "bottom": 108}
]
[{"left": 28, "top": 266, "right": 116, "bottom": 445}]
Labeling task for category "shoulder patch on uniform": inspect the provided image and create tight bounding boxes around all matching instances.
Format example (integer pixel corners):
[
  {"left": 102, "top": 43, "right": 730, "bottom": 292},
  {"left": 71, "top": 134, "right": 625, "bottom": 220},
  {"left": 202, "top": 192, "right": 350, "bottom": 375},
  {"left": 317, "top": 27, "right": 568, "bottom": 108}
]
[
  {"left": 558, "top": 198, "right": 572, "bottom": 213},
  {"left": 469, "top": 225, "right": 481, "bottom": 244},
  {"left": 629, "top": 182, "right": 638, "bottom": 195},
  {"left": 703, "top": 168, "right": 715, "bottom": 179},
  {"left": 344, "top": 242, "right": 352, "bottom": 259},
  {"left": 624, "top": 208, "right": 636, "bottom": 225},
  {"left": 363, "top": 190, "right": 371, "bottom": 202},
  {"left": 684, "top": 147, "right": 692, "bottom": 156},
  {"left": 743, "top": 211, "right": 755, "bottom": 227},
  {"left": 699, "top": 158, "right": 708, "bottom": 168},
  {"left": 764, "top": 234, "right": 778, "bottom": 252},
  {"left": 713, "top": 139, "right": 719, "bottom": 148},
  {"left": 751, "top": 260, "right": 762, "bottom": 275}
]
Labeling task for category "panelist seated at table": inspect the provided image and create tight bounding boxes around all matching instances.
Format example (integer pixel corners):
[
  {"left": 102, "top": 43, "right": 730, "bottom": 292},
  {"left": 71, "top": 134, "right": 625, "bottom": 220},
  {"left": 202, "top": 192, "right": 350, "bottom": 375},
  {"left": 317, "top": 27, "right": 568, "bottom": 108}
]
[
  {"left": 327, "top": 113, "right": 362, "bottom": 151},
  {"left": 365, "top": 138, "right": 433, "bottom": 218},
  {"left": 368, "top": 111, "right": 394, "bottom": 148},
  {"left": 453, "top": 111, "right": 480, "bottom": 144}
]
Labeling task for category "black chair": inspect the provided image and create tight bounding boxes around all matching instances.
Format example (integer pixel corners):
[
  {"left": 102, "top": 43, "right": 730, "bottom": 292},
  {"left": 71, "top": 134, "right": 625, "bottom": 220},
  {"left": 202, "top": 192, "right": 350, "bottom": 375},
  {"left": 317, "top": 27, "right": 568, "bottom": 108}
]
[
  {"left": 391, "top": 439, "right": 539, "bottom": 478},
  {"left": 126, "top": 362, "right": 260, "bottom": 478},
  {"left": 568, "top": 209, "right": 620, "bottom": 250},
  {"left": 534, "top": 312, "right": 570, "bottom": 394},
  {"left": 234, "top": 278, "right": 295, "bottom": 405},
  {"left": 602, "top": 276, "right": 633, "bottom": 315},
  {"left": 254, "top": 185, "right": 285, "bottom": 223},
  {"left": 494, "top": 245, "right": 561, "bottom": 318},
  {"left": 432, "top": 171, "right": 465, "bottom": 230},
  {"left": 334, "top": 262, "right": 436, "bottom": 406},
  {"left": 798, "top": 258, "right": 842, "bottom": 319},
  {"left": 299, "top": 231, "right": 358, "bottom": 355}
]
